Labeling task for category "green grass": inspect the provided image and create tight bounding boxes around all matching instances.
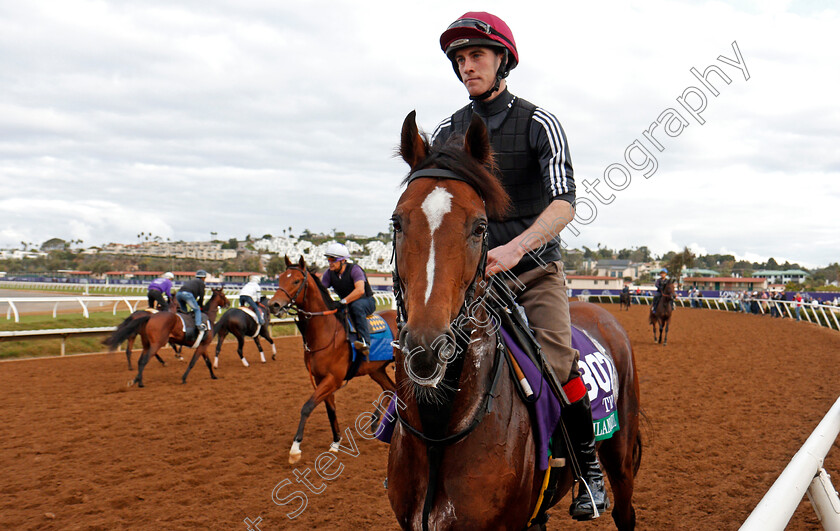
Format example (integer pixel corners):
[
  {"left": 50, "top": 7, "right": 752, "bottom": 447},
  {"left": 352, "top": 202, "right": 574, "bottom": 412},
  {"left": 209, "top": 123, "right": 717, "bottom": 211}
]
[{"left": 0, "top": 308, "right": 304, "bottom": 360}]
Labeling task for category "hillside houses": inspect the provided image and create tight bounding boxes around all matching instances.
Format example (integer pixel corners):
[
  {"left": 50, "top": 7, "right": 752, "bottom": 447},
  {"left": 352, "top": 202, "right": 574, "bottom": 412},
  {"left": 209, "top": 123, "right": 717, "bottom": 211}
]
[{"left": 253, "top": 236, "right": 393, "bottom": 272}]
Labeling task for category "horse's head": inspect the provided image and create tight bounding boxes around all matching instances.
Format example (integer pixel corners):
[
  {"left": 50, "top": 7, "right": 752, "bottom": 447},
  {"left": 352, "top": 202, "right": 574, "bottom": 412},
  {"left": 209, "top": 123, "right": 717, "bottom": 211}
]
[
  {"left": 392, "top": 110, "right": 509, "bottom": 388},
  {"left": 267, "top": 255, "right": 325, "bottom": 316},
  {"left": 211, "top": 287, "right": 229, "bottom": 308},
  {"left": 663, "top": 279, "right": 676, "bottom": 299}
]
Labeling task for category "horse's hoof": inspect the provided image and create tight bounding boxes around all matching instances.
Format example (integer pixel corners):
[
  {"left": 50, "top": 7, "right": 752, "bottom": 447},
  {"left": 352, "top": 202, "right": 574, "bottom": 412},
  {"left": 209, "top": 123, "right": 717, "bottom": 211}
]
[
  {"left": 329, "top": 440, "right": 341, "bottom": 454},
  {"left": 213, "top": 360, "right": 219, "bottom": 369},
  {"left": 211, "top": 375, "right": 218, "bottom": 380},
  {"left": 242, "top": 359, "right": 249, "bottom": 368},
  {"left": 289, "top": 451, "right": 302, "bottom": 465},
  {"left": 272, "top": 355, "right": 276, "bottom": 361},
  {"left": 127, "top": 380, "right": 135, "bottom": 387}
]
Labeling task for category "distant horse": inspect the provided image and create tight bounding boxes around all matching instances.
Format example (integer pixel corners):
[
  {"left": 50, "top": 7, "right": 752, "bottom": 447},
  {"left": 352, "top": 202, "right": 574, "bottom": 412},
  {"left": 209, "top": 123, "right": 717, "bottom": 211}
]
[
  {"left": 122, "top": 298, "right": 182, "bottom": 370},
  {"left": 267, "top": 256, "right": 397, "bottom": 465},
  {"left": 649, "top": 280, "right": 675, "bottom": 345},
  {"left": 619, "top": 290, "right": 631, "bottom": 311},
  {"left": 213, "top": 296, "right": 276, "bottom": 368},
  {"left": 104, "top": 288, "right": 229, "bottom": 387},
  {"left": 386, "top": 111, "right": 641, "bottom": 530}
]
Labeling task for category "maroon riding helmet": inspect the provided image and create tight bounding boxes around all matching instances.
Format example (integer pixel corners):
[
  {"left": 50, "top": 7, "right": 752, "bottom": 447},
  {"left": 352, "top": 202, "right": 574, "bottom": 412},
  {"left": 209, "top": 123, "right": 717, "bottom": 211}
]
[{"left": 439, "top": 12, "right": 519, "bottom": 99}]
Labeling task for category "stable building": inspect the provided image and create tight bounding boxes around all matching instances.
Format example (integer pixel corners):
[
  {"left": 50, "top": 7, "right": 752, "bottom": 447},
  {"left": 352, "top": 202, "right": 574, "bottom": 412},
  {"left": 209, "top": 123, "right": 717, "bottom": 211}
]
[
  {"left": 566, "top": 275, "right": 624, "bottom": 291},
  {"left": 682, "top": 276, "right": 768, "bottom": 291}
]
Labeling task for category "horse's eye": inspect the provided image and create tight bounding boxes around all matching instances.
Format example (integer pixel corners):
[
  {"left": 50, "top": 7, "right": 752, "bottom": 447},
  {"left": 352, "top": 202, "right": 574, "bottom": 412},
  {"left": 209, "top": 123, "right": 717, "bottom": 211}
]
[
  {"left": 392, "top": 218, "right": 402, "bottom": 233},
  {"left": 473, "top": 221, "right": 487, "bottom": 236}
]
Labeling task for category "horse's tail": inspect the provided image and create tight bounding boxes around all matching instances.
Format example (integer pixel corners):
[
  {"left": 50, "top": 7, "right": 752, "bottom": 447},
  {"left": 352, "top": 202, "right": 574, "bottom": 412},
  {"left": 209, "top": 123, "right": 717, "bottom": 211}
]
[
  {"left": 213, "top": 309, "right": 233, "bottom": 335},
  {"left": 103, "top": 314, "right": 151, "bottom": 350},
  {"left": 633, "top": 429, "right": 643, "bottom": 477}
]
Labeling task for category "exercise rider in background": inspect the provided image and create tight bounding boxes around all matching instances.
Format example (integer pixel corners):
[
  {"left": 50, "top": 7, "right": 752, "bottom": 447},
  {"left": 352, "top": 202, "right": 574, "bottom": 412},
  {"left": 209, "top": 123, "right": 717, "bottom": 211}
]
[
  {"left": 238, "top": 275, "right": 265, "bottom": 325},
  {"left": 176, "top": 270, "right": 208, "bottom": 331},
  {"left": 147, "top": 272, "right": 175, "bottom": 310},
  {"left": 320, "top": 243, "right": 376, "bottom": 359}
]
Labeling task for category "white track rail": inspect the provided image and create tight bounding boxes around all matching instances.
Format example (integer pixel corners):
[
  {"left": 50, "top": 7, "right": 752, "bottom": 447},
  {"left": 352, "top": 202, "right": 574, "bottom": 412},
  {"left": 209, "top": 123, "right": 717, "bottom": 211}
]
[{"left": 740, "top": 396, "right": 840, "bottom": 530}]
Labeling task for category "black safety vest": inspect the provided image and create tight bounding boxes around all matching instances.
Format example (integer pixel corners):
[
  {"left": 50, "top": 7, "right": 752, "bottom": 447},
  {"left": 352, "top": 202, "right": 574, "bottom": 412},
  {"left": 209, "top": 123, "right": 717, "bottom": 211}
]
[
  {"left": 449, "top": 97, "right": 548, "bottom": 219},
  {"left": 326, "top": 263, "right": 373, "bottom": 299}
]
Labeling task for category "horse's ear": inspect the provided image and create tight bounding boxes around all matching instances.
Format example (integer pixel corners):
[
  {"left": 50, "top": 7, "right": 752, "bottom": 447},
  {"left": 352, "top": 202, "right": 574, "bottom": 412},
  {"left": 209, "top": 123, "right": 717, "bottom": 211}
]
[
  {"left": 400, "top": 110, "right": 429, "bottom": 169},
  {"left": 464, "top": 113, "right": 491, "bottom": 166},
  {"left": 284, "top": 255, "right": 292, "bottom": 267},
  {"left": 298, "top": 256, "right": 305, "bottom": 268}
]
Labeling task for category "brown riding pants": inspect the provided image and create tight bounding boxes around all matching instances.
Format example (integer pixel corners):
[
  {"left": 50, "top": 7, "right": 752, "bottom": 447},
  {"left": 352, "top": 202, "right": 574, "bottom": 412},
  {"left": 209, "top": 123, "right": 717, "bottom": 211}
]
[{"left": 505, "top": 260, "right": 580, "bottom": 384}]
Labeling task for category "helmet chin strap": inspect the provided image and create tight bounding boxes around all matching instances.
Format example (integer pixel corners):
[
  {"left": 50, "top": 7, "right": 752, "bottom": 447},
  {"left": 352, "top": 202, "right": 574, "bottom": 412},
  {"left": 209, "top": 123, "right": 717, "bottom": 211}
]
[{"left": 468, "top": 49, "right": 509, "bottom": 101}]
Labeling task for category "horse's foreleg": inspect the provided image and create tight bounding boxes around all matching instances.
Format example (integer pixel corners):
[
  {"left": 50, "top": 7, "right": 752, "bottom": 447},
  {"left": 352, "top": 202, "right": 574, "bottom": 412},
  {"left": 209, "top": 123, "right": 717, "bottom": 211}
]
[
  {"left": 182, "top": 343, "right": 217, "bottom": 383},
  {"left": 324, "top": 394, "right": 341, "bottom": 451},
  {"left": 663, "top": 321, "right": 670, "bottom": 345},
  {"left": 253, "top": 338, "right": 266, "bottom": 364},
  {"left": 290, "top": 375, "right": 340, "bottom": 465},
  {"left": 264, "top": 331, "right": 276, "bottom": 360}
]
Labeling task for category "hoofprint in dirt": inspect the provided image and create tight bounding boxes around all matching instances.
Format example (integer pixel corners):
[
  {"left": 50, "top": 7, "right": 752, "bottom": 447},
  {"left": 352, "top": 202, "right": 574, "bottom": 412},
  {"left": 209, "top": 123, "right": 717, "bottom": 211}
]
[{"left": 0, "top": 305, "right": 838, "bottom": 529}]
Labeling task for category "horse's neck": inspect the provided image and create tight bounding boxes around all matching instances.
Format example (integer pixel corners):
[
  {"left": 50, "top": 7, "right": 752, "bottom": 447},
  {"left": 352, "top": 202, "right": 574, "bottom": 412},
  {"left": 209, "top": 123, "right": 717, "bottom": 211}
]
[
  {"left": 300, "top": 277, "right": 332, "bottom": 313},
  {"left": 206, "top": 296, "right": 223, "bottom": 320},
  {"left": 300, "top": 279, "right": 343, "bottom": 341}
]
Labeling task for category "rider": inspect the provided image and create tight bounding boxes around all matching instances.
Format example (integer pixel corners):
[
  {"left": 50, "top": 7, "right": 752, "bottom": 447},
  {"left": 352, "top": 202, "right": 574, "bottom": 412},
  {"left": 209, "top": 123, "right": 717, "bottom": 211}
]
[
  {"left": 176, "top": 270, "right": 208, "bottom": 331},
  {"left": 432, "top": 12, "right": 607, "bottom": 520},
  {"left": 147, "top": 272, "right": 175, "bottom": 310},
  {"left": 651, "top": 268, "right": 669, "bottom": 313},
  {"left": 238, "top": 275, "right": 264, "bottom": 325},
  {"left": 320, "top": 242, "right": 376, "bottom": 358}
]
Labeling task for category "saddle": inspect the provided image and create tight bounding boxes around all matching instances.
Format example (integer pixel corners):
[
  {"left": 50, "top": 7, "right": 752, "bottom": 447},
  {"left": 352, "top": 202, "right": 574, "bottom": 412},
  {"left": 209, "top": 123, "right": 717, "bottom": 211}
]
[
  {"left": 238, "top": 307, "right": 265, "bottom": 336},
  {"left": 342, "top": 313, "right": 394, "bottom": 381},
  {"left": 175, "top": 311, "right": 210, "bottom": 348}
]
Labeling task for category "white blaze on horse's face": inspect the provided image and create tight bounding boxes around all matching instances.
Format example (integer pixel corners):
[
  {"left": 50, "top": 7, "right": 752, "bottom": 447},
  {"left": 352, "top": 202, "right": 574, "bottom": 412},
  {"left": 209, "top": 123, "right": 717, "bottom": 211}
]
[{"left": 420, "top": 186, "right": 454, "bottom": 305}]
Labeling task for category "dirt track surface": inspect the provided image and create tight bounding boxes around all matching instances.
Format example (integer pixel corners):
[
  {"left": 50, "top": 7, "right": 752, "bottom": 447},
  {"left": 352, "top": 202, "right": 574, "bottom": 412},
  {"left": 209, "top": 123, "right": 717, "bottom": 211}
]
[{"left": 1, "top": 304, "right": 839, "bottom": 530}]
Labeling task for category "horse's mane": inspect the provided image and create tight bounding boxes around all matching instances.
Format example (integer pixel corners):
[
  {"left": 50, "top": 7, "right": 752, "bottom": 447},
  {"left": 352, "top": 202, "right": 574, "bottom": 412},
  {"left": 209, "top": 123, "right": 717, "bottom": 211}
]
[
  {"left": 308, "top": 266, "right": 340, "bottom": 310},
  {"left": 401, "top": 133, "right": 511, "bottom": 219}
]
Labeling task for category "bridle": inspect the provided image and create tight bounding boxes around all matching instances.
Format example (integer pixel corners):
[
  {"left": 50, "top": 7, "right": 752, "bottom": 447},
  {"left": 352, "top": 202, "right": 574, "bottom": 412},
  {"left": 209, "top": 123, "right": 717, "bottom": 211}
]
[
  {"left": 391, "top": 167, "right": 505, "bottom": 531},
  {"left": 274, "top": 266, "right": 341, "bottom": 358},
  {"left": 274, "top": 266, "right": 339, "bottom": 320},
  {"left": 391, "top": 168, "right": 489, "bottom": 331}
]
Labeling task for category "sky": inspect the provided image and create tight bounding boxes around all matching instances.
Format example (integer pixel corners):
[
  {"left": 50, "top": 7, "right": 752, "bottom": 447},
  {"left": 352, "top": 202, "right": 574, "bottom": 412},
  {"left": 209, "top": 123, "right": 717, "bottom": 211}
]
[{"left": 1, "top": 0, "right": 838, "bottom": 268}]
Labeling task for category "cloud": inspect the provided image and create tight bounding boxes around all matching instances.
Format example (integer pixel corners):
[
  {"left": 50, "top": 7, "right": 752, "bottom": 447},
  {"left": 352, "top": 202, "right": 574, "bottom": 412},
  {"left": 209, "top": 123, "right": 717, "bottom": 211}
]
[{"left": 0, "top": 0, "right": 838, "bottom": 267}]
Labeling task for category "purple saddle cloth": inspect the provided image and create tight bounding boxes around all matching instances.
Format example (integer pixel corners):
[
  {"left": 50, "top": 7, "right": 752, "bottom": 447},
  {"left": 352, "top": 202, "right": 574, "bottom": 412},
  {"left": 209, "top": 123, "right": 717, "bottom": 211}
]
[{"left": 375, "top": 325, "right": 620, "bottom": 472}]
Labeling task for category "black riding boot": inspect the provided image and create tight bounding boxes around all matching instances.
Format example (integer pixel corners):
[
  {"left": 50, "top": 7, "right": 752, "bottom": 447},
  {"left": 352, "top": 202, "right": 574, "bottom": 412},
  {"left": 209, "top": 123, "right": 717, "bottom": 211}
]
[{"left": 565, "top": 394, "right": 609, "bottom": 520}]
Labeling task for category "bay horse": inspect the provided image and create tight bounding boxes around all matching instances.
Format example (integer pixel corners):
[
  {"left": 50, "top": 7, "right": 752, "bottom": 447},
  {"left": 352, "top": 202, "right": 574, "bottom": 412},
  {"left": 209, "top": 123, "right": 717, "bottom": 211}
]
[
  {"left": 387, "top": 111, "right": 641, "bottom": 530},
  {"left": 650, "top": 279, "right": 675, "bottom": 345},
  {"left": 104, "top": 288, "right": 229, "bottom": 387},
  {"left": 267, "top": 256, "right": 397, "bottom": 465},
  {"left": 213, "top": 296, "right": 276, "bottom": 368},
  {"left": 122, "top": 298, "right": 182, "bottom": 370},
  {"left": 619, "top": 289, "right": 631, "bottom": 311}
]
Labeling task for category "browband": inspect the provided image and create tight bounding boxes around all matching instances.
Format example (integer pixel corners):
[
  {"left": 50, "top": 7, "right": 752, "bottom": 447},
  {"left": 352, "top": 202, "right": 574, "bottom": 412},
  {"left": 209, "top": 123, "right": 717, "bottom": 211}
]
[{"left": 405, "top": 169, "right": 484, "bottom": 199}]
